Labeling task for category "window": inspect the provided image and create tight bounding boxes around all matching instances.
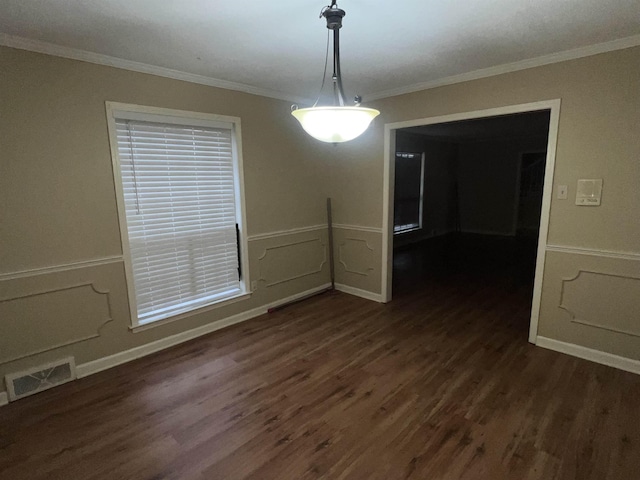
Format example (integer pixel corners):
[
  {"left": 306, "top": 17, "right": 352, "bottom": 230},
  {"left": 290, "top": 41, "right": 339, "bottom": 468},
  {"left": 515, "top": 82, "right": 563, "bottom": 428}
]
[
  {"left": 106, "top": 103, "right": 249, "bottom": 327},
  {"left": 393, "top": 152, "right": 425, "bottom": 234}
]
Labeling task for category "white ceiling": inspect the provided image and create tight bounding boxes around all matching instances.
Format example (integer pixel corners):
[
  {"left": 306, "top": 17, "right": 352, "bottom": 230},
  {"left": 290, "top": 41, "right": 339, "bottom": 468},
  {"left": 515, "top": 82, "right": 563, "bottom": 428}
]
[{"left": 1, "top": 1, "right": 639, "bottom": 104}]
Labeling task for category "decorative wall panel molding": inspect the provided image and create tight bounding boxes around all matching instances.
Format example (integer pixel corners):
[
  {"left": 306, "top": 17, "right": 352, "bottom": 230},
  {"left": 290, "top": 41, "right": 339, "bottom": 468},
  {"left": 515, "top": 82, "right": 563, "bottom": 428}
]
[
  {"left": 0, "top": 283, "right": 113, "bottom": 363},
  {"left": 559, "top": 270, "right": 640, "bottom": 338},
  {"left": 258, "top": 238, "right": 327, "bottom": 287},
  {"left": 338, "top": 238, "right": 375, "bottom": 276}
]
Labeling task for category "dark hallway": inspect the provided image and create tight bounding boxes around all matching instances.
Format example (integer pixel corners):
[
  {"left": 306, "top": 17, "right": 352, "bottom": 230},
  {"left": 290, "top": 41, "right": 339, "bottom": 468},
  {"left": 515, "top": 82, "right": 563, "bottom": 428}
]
[
  {"left": 393, "top": 233, "right": 539, "bottom": 334},
  {"left": 391, "top": 111, "right": 551, "bottom": 336}
]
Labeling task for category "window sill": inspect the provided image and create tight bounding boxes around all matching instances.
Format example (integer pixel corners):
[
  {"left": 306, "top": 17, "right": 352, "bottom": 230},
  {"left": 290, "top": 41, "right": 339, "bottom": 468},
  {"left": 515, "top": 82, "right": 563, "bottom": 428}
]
[
  {"left": 394, "top": 227, "right": 422, "bottom": 235},
  {"left": 129, "top": 291, "right": 252, "bottom": 333}
]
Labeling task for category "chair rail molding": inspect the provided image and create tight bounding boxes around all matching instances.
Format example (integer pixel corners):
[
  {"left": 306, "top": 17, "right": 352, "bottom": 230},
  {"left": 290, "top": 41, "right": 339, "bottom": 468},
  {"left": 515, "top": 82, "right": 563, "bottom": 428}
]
[
  {"left": 0, "top": 255, "right": 124, "bottom": 281},
  {"left": 546, "top": 244, "right": 640, "bottom": 261},
  {"left": 332, "top": 224, "right": 383, "bottom": 234},
  {"left": 247, "top": 225, "right": 327, "bottom": 242}
]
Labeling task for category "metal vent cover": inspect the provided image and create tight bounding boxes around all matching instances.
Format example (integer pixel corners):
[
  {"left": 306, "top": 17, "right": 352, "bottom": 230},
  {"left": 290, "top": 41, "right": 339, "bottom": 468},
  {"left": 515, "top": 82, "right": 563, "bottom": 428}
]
[{"left": 5, "top": 357, "right": 76, "bottom": 402}]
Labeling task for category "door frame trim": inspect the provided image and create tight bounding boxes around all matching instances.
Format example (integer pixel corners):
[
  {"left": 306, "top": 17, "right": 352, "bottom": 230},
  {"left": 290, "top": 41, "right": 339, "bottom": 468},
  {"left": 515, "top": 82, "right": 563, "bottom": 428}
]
[{"left": 382, "top": 99, "right": 561, "bottom": 344}]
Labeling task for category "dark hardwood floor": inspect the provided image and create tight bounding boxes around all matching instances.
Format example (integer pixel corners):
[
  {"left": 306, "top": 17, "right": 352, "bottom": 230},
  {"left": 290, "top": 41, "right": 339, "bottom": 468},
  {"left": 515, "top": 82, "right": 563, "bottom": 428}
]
[{"left": 1, "top": 233, "right": 639, "bottom": 479}]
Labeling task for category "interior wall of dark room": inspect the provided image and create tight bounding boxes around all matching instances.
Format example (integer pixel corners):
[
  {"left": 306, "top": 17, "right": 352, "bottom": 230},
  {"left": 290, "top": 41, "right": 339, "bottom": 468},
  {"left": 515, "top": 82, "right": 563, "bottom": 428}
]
[
  {"left": 456, "top": 135, "right": 549, "bottom": 236},
  {"left": 394, "top": 131, "right": 457, "bottom": 246},
  {"left": 394, "top": 129, "right": 549, "bottom": 247}
]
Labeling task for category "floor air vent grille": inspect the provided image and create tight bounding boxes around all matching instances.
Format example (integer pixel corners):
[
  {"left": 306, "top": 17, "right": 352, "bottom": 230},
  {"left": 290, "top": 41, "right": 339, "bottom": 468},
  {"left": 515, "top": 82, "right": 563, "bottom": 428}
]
[{"left": 5, "top": 357, "right": 76, "bottom": 402}]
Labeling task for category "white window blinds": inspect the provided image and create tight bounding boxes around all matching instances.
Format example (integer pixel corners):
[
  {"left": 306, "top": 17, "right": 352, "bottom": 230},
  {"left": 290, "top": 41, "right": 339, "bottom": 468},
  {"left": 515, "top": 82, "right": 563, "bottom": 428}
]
[{"left": 115, "top": 118, "right": 241, "bottom": 325}]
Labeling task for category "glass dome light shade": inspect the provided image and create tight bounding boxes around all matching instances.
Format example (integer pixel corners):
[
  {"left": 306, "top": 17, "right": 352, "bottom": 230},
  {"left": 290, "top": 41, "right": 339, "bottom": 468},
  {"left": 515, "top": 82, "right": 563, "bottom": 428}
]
[{"left": 291, "top": 106, "right": 380, "bottom": 143}]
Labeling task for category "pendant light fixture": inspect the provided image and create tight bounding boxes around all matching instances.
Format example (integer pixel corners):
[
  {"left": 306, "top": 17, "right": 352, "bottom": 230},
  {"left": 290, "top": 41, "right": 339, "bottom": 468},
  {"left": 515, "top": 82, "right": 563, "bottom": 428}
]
[{"left": 291, "top": 1, "right": 380, "bottom": 143}]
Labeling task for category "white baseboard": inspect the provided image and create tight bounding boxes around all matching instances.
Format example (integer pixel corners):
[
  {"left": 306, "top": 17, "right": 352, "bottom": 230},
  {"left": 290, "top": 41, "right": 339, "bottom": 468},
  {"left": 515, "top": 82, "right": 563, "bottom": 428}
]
[
  {"left": 536, "top": 336, "right": 640, "bottom": 375},
  {"left": 335, "top": 283, "right": 384, "bottom": 303},
  {"left": 75, "top": 283, "right": 332, "bottom": 379},
  {"left": 0, "top": 391, "right": 7, "bottom": 407}
]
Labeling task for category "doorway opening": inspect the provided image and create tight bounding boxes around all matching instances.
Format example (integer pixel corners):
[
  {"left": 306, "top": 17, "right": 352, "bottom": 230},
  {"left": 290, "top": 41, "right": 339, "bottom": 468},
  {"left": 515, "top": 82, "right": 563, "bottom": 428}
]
[{"left": 382, "top": 101, "right": 561, "bottom": 343}]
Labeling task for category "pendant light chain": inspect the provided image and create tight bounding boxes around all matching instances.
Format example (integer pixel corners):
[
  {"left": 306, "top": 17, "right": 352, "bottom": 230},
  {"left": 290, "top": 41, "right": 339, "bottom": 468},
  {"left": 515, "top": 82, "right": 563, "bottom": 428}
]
[{"left": 312, "top": 29, "right": 331, "bottom": 108}]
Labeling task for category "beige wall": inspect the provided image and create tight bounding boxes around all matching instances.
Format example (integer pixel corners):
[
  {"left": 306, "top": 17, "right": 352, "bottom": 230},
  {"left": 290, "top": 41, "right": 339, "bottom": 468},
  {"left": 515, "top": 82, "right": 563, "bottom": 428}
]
[
  {"left": 0, "top": 46, "right": 335, "bottom": 394},
  {"left": 0, "top": 47, "right": 335, "bottom": 273},
  {"left": 2, "top": 44, "right": 639, "bottom": 398},
  {"left": 328, "top": 46, "right": 640, "bottom": 360}
]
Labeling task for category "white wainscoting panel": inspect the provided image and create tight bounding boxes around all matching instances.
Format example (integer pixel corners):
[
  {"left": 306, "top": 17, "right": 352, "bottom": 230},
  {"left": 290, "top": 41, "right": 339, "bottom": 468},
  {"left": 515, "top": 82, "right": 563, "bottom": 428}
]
[
  {"left": 258, "top": 237, "right": 327, "bottom": 287},
  {"left": 332, "top": 224, "right": 382, "bottom": 301},
  {"left": 560, "top": 270, "right": 640, "bottom": 338},
  {"left": 537, "top": 247, "right": 640, "bottom": 373},
  {"left": 338, "top": 238, "right": 375, "bottom": 276},
  {"left": 0, "top": 283, "right": 113, "bottom": 363}
]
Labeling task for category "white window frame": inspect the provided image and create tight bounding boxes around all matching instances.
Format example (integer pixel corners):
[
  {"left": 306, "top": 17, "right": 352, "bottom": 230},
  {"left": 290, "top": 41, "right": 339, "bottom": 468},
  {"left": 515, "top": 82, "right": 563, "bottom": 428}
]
[{"left": 105, "top": 102, "right": 251, "bottom": 330}]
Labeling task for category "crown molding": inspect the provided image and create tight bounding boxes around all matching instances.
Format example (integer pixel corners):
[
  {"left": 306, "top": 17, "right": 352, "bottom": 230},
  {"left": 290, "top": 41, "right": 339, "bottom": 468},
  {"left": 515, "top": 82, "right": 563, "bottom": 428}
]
[
  {"left": 365, "top": 34, "right": 640, "bottom": 101},
  {"left": 3, "top": 31, "right": 639, "bottom": 106},
  {"left": 0, "top": 33, "right": 309, "bottom": 105}
]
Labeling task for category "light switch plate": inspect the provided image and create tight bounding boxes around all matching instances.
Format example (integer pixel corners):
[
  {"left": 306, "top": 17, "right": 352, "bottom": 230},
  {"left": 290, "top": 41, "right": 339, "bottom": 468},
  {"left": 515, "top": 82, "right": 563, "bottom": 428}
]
[{"left": 575, "top": 179, "right": 603, "bottom": 206}]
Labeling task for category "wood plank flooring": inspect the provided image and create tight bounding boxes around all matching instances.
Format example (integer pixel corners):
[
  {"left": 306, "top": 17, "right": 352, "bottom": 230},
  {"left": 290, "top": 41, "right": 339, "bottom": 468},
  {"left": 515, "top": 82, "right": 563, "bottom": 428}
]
[{"left": 1, "top": 236, "right": 639, "bottom": 479}]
